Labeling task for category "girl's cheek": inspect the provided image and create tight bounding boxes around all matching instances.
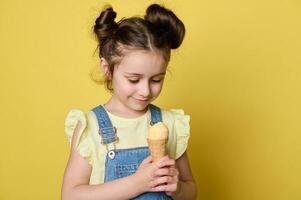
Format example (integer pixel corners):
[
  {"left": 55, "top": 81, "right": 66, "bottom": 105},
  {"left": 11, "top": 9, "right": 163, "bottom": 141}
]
[
  {"left": 122, "top": 83, "right": 136, "bottom": 93},
  {"left": 153, "top": 84, "right": 163, "bottom": 95}
]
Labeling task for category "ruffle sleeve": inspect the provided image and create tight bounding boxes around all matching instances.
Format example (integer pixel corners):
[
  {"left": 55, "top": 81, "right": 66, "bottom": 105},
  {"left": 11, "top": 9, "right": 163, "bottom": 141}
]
[
  {"left": 170, "top": 109, "right": 190, "bottom": 159},
  {"left": 64, "top": 109, "right": 93, "bottom": 164}
]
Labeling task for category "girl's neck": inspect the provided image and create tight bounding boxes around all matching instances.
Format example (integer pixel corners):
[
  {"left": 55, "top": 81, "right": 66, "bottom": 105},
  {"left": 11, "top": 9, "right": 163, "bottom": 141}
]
[{"left": 104, "top": 97, "right": 148, "bottom": 118}]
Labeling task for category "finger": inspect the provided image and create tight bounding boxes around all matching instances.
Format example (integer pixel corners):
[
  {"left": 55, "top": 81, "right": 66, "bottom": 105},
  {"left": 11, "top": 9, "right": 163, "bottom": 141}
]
[
  {"left": 164, "top": 174, "right": 178, "bottom": 184},
  {"left": 164, "top": 183, "right": 177, "bottom": 193},
  {"left": 151, "top": 176, "right": 173, "bottom": 187},
  {"left": 154, "top": 168, "right": 170, "bottom": 176},
  {"left": 158, "top": 159, "right": 175, "bottom": 168},
  {"left": 154, "top": 167, "right": 178, "bottom": 177},
  {"left": 154, "top": 156, "right": 169, "bottom": 166},
  {"left": 168, "top": 167, "right": 179, "bottom": 177},
  {"left": 150, "top": 184, "right": 167, "bottom": 192},
  {"left": 171, "top": 175, "right": 179, "bottom": 183}
]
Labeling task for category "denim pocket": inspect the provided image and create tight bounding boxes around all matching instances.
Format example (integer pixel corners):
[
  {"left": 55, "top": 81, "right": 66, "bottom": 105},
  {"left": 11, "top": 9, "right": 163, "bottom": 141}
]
[{"left": 115, "top": 164, "right": 138, "bottom": 178}]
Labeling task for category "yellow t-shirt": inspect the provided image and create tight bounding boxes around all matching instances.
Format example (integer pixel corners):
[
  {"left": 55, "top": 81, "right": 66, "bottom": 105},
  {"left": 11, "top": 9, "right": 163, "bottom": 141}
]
[{"left": 64, "top": 107, "right": 190, "bottom": 184}]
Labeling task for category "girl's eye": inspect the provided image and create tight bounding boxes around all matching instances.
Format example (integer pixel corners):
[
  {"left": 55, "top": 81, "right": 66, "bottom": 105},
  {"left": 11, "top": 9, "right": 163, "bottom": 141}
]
[
  {"left": 151, "top": 79, "right": 162, "bottom": 83},
  {"left": 128, "top": 79, "right": 139, "bottom": 84}
]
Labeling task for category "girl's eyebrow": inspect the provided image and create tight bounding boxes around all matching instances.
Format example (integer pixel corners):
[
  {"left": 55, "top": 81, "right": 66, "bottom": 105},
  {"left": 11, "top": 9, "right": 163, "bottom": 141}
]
[{"left": 124, "top": 72, "right": 141, "bottom": 76}]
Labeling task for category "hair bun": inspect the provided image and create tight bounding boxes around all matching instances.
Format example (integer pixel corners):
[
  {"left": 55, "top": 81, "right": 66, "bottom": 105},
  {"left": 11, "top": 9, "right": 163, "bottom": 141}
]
[
  {"left": 145, "top": 4, "right": 185, "bottom": 49},
  {"left": 94, "top": 7, "right": 118, "bottom": 40}
]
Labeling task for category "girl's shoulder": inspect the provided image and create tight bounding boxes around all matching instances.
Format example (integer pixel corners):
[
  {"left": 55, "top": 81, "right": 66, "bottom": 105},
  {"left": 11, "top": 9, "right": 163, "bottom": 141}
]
[
  {"left": 64, "top": 109, "right": 86, "bottom": 141},
  {"left": 160, "top": 107, "right": 190, "bottom": 139},
  {"left": 161, "top": 108, "right": 190, "bottom": 124},
  {"left": 64, "top": 108, "right": 100, "bottom": 165},
  {"left": 64, "top": 109, "right": 96, "bottom": 140}
]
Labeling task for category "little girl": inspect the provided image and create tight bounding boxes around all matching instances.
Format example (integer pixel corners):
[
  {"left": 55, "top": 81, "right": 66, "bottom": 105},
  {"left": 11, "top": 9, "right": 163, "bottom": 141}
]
[{"left": 62, "top": 4, "right": 197, "bottom": 200}]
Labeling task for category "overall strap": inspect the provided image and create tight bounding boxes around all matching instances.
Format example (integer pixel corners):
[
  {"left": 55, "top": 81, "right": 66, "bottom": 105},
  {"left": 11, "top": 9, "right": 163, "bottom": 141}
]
[
  {"left": 92, "top": 105, "right": 118, "bottom": 144},
  {"left": 149, "top": 104, "right": 162, "bottom": 125}
]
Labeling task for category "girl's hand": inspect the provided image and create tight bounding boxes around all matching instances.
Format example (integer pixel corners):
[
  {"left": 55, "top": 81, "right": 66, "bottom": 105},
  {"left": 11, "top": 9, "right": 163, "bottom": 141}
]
[
  {"left": 132, "top": 156, "right": 159, "bottom": 192},
  {"left": 151, "top": 158, "right": 180, "bottom": 196},
  {"left": 133, "top": 156, "right": 176, "bottom": 193},
  {"left": 163, "top": 165, "right": 180, "bottom": 196}
]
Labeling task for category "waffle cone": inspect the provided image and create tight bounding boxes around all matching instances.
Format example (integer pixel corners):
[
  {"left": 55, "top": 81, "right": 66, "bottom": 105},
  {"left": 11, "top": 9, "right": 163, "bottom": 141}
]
[{"left": 147, "top": 138, "right": 167, "bottom": 161}]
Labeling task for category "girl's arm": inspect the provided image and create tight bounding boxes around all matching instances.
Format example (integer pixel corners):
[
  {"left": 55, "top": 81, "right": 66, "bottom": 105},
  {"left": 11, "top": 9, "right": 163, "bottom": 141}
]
[
  {"left": 62, "top": 149, "right": 143, "bottom": 200},
  {"left": 165, "top": 152, "right": 197, "bottom": 200},
  {"left": 61, "top": 121, "right": 174, "bottom": 200}
]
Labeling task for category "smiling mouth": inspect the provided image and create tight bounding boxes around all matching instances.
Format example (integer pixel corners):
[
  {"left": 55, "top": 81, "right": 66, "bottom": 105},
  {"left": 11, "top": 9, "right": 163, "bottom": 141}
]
[{"left": 134, "top": 98, "right": 149, "bottom": 103}]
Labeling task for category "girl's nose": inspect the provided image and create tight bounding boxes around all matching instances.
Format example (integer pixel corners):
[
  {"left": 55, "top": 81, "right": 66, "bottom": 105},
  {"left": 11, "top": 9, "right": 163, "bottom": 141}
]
[{"left": 139, "top": 82, "right": 150, "bottom": 97}]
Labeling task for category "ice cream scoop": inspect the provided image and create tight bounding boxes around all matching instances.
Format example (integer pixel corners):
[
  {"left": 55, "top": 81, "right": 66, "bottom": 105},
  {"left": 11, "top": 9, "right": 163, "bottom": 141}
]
[{"left": 147, "top": 122, "right": 169, "bottom": 161}]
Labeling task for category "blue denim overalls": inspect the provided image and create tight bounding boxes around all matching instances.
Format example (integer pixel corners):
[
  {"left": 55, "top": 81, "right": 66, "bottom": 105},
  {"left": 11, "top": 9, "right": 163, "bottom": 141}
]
[{"left": 92, "top": 104, "right": 173, "bottom": 200}]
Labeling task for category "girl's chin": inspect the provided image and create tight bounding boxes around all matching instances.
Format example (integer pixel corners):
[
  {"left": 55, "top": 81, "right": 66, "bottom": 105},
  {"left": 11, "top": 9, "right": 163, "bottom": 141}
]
[
  {"left": 129, "top": 102, "right": 149, "bottom": 112},
  {"left": 131, "top": 104, "right": 148, "bottom": 111}
]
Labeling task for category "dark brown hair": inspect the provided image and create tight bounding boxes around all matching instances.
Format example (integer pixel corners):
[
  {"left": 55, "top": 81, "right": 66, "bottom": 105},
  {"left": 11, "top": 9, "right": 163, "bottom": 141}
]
[{"left": 93, "top": 4, "right": 185, "bottom": 91}]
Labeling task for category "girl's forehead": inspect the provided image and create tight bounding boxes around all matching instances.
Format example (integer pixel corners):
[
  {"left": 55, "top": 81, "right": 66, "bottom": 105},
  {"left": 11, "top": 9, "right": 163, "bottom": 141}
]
[{"left": 116, "top": 50, "right": 167, "bottom": 73}]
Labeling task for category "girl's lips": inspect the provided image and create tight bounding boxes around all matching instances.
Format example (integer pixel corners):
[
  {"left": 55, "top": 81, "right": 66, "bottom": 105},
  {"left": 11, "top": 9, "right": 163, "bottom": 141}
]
[{"left": 134, "top": 98, "right": 149, "bottom": 104}]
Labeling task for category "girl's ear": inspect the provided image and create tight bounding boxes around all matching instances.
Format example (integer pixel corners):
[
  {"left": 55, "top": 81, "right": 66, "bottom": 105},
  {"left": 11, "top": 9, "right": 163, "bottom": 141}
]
[{"left": 100, "top": 58, "right": 112, "bottom": 79}]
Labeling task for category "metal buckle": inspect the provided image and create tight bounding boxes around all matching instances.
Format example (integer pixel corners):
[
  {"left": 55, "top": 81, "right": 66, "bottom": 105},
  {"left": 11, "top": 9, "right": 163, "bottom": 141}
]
[
  {"left": 106, "top": 142, "right": 116, "bottom": 160},
  {"left": 101, "top": 126, "right": 118, "bottom": 160}
]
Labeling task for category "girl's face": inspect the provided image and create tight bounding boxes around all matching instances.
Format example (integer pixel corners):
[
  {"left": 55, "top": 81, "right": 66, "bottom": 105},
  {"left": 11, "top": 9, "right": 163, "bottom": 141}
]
[{"left": 110, "top": 50, "right": 166, "bottom": 116}]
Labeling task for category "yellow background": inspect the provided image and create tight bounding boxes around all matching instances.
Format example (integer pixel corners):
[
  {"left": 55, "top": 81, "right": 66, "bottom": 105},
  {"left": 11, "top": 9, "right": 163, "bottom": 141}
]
[{"left": 1, "top": 0, "right": 300, "bottom": 199}]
